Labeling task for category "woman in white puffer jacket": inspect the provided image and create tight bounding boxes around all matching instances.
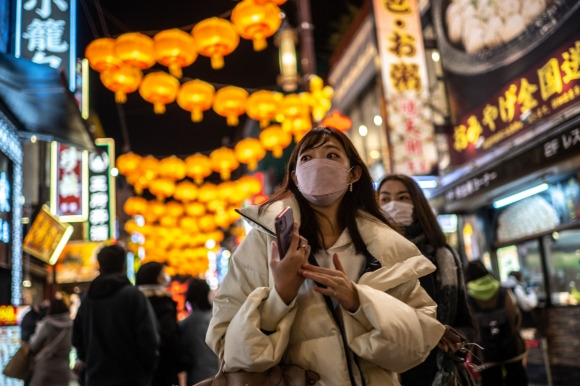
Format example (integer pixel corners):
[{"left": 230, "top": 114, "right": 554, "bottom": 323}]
[{"left": 206, "top": 127, "right": 445, "bottom": 385}]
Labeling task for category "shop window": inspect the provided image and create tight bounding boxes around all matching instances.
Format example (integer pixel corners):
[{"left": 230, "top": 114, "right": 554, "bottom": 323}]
[
  {"left": 497, "top": 241, "right": 545, "bottom": 305},
  {"left": 546, "top": 229, "right": 580, "bottom": 306}
]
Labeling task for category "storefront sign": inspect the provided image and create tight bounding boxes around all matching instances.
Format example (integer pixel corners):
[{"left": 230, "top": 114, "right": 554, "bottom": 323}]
[
  {"left": 450, "top": 36, "right": 580, "bottom": 166},
  {"left": 50, "top": 141, "right": 88, "bottom": 222},
  {"left": 0, "top": 154, "right": 11, "bottom": 268},
  {"left": 23, "top": 204, "right": 73, "bottom": 265},
  {"left": 0, "top": 111, "right": 23, "bottom": 305},
  {"left": 56, "top": 240, "right": 103, "bottom": 283},
  {"left": 0, "top": 305, "right": 18, "bottom": 326},
  {"left": 88, "top": 138, "right": 115, "bottom": 241},
  {"left": 373, "top": 0, "right": 437, "bottom": 175},
  {"left": 15, "top": 0, "right": 77, "bottom": 91}
]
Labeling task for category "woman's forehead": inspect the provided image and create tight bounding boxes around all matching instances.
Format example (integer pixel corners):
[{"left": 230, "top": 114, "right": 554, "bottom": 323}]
[{"left": 300, "top": 137, "right": 344, "bottom": 153}]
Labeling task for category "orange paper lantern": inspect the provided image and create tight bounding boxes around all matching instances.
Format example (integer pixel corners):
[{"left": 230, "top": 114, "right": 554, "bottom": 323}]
[
  {"left": 177, "top": 79, "right": 215, "bottom": 122},
  {"left": 158, "top": 156, "right": 186, "bottom": 181},
  {"left": 114, "top": 32, "right": 156, "bottom": 70},
  {"left": 197, "top": 183, "right": 219, "bottom": 203},
  {"left": 192, "top": 18, "right": 239, "bottom": 70},
  {"left": 184, "top": 201, "right": 206, "bottom": 217},
  {"left": 185, "top": 153, "right": 212, "bottom": 184},
  {"left": 212, "top": 86, "right": 248, "bottom": 126},
  {"left": 174, "top": 181, "right": 198, "bottom": 202},
  {"left": 153, "top": 28, "right": 198, "bottom": 78},
  {"left": 139, "top": 72, "right": 180, "bottom": 114},
  {"left": 148, "top": 177, "right": 176, "bottom": 200},
  {"left": 137, "top": 156, "right": 160, "bottom": 182},
  {"left": 259, "top": 125, "right": 292, "bottom": 158},
  {"left": 85, "top": 37, "right": 121, "bottom": 72},
  {"left": 100, "top": 65, "right": 143, "bottom": 103},
  {"left": 210, "top": 147, "right": 239, "bottom": 180},
  {"left": 246, "top": 90, "right": 282, "bottom": 128},
  {"left": 231, "top": 0, "right": 282, "bottom": 51},
  {"left": 116, "top": 152, "right": 142, "bottom": 176},
  {"left": 124, "top": 196, "right": 148, "bottom": 216},
  {"left": 234, "top": 138, "right": 266, "bottom": 171},
  {"left": 165, "top": 201, "right": 185, "bottom": 217}
]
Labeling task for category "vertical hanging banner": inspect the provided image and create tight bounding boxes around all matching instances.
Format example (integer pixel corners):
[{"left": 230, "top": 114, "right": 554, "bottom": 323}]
[
  {"left": 15, "top": 0, "right": 77, "bottom": 91},
  {"left": 373, "top": 0, "right": 437, "bottom": 175},
  {"left": 87, "top": 138, "right": 116, "bottom": 241},
  {"left": 50, "top": 142, "right": 88, "bottom": 222}
]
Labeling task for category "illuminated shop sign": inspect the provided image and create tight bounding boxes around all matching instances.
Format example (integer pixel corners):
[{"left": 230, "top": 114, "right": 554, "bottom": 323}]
[
  {"left": 50, "top": 142, "right": 88, "bottom": 222},
  {"left": 15, "top": 0, "right": 77, "bottom": 91},
  {"left": 23, "top": 205, "right": 73, "bottom": 265},
  {"left": 450, "top": 37, "right": 580, "bottom": 166},
  {"left": 88, "top": 139, "right": 115, "bottom": 241},
  {"left": 373, "top": 0, "right": 437, "bottom": 175},
  {"left": 0, "top": 155, "right": 11, "bottom": 268},
  {"left": 0, "top": 305, "right": 18, "bottom": 326}
]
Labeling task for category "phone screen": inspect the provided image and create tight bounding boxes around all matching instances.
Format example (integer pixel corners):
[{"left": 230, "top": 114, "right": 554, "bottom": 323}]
[{"left": 275, "top": 207, "right": 293, "bottom": 259}]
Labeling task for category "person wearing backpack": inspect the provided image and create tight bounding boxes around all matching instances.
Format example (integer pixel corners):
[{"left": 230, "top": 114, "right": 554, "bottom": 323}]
[{"left": 464, "top": 260, "right": 528, "bottom": 386}]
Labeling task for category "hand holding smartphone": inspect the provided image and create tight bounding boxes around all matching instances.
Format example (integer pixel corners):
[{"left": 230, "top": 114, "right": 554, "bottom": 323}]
[{"left": 275, "top": 206, "right": 294, "bottom": 259}]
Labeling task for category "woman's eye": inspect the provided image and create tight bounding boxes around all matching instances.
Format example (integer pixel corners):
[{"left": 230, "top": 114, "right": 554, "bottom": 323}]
[{"left": 299, "top": 155, "right": 310, "bottom": 162}]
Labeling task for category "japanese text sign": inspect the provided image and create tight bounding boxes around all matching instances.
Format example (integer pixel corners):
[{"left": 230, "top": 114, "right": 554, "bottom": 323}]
[
  {"left": 50, "top": 141, "right": 87, "bottom": 222},
  {"left": 373, "top": 0, "right": 437, "bottom": 175}
]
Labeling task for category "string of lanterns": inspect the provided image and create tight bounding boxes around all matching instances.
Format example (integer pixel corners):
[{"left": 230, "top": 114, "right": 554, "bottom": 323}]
[{"left": 85, "top": 0, "right": 339, "bottom": 275}]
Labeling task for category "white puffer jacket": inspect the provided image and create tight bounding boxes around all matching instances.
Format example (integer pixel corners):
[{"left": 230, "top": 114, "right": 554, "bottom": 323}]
[{"left": 206, "top": 198, "right": 445, "bottom": 385}]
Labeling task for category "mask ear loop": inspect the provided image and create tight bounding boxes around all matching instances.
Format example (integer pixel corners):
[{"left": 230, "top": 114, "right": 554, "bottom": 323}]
[{"left": 346, "top": 165, "right": 355, "bottom": 192}]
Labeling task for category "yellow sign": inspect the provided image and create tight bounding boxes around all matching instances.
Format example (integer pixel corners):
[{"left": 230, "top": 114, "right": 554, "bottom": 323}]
[{"left": 22, "top": 205, "right": 73, "bottom": 265}]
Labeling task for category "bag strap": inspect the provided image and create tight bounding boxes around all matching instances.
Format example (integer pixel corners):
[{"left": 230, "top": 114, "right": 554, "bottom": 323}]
[{"left": 33, "top": 328, "right": 68, "bottom": 361}]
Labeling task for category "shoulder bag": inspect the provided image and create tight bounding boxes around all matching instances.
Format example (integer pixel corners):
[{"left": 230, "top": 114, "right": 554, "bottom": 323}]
[
  {"left": 3, "top": 328, "right": 68, "bottom": 380},
  {"left": 194, "top": 359, "right": 320, "bottom": 386}
]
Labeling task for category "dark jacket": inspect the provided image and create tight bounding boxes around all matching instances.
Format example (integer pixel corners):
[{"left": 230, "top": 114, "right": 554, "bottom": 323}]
[
  {"left": 180, "top": 308, "right": 219, "bottom": 384},
  {"left": 72, "top": 273, "right": 160, "bottom": 386},
  {"left": 138, "top": 285, "right": 187, "bottom": 386},
  {"left": 401, "top": 222, "right": 477, "bottom": 386}
]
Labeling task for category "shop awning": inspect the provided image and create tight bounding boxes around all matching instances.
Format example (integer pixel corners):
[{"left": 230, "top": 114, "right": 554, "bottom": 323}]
[{"left": 0, "top": 52, "right": 95, "bottom": 151}]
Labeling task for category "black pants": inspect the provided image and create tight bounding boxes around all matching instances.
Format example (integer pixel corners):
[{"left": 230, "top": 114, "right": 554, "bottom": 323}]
[{"left": 481, "top": 360, "right": 528, "bottom": 386}]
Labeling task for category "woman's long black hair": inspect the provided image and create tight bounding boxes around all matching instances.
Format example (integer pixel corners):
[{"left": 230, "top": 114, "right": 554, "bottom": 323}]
[{"left": 260, "top": 127, "right": 398, "bottom": 255}]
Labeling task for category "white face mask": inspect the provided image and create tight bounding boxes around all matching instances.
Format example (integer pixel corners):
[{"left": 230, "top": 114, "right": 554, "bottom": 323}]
[
  {"left": 381, "top": 201, "right": 414, "bottom": 226},
  {"left": 295, "top": 159, "right": 351, "bottom": 206}
]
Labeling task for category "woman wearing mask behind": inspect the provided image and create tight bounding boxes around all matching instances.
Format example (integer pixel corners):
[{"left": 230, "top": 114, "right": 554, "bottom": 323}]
[
  {"left": 378, "top": 174, "right": 476, "bottom": 386},
  {"left": 28, "top": 298, "right": 72, "bottom": 386},
  {"left": 206, "top": 127, "right": 445, "bottom": 385},
  {"left": 136, "top": 262, "right": 187, "bottom": 386}
]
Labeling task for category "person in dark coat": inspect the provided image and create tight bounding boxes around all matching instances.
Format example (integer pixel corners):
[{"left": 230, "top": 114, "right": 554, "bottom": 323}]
[
  {"left": 180, "top": 278, "right": 219, "bottom": 385},
  {"left": 378, "top": 174, "right": 477, "bottom": 386},
  {"left": 72, "top": 244, "right": 160, "bottom": 386},
  {"left": 136, "top": 261, "right": 187, "bottom": 386}
]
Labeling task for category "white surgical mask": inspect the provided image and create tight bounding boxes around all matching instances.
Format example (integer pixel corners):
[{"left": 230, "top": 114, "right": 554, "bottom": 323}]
[
  {"left": 295, "top": 159, "right": 351, "bottom": 206},
  {"left": 381, "top": 201, "right": 414, "bottom": 226}
]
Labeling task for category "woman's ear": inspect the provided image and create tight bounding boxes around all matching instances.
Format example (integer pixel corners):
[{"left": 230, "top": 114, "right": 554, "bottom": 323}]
[
  {"left": 350, "top": 165, "right": 363, "bottom": 183},
  {"left": 291, "top": 170, "right": 298, "bottom": 186}
]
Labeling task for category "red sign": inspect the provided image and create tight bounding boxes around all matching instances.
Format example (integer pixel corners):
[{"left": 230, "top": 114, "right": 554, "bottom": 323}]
[
  {"left": 51, "top": 142, "right": 87, "bottom": 221},
  {"left": 449, "top": 36, "right": 580, "bottom": 166}
]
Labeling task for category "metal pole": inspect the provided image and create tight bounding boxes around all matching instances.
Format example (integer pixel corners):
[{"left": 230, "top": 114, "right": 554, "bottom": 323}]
[{"left": 295, "top": 0, "right": 316, "bottom": 81}]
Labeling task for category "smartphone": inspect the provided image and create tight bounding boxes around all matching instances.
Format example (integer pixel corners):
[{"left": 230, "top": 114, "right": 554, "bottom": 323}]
[{"left": 275, "top": 206, "right": 294, "bottom": 259}]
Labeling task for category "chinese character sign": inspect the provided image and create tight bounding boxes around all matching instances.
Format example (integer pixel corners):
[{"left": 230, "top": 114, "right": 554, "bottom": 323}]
[
  {"left": 23, "top": 204, "right": 73, "bottom": 265},
  {"left": 373, "top": 0, "right": 437, "bottom": 175},
  {"left": 88, "top": 139, "right": 115, "bottom": 241},
  {"left": 16, "top": 0, "right": 76, "bottom": 91},
  {"left": 450, "top": 36, "right": 580, "bottom": 166},
  {"left": 51, "top": 142, "right": 87, "bottom": 221}
]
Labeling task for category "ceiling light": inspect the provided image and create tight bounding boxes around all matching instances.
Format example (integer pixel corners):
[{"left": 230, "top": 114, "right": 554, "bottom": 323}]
[
  {"left": 358, "top": 125, "right": 368, "bottom": 136},
  {"left": 492, "top": 183, "right": 549, "bottom": 209},
  {"left": 373, "top": 115, "right": 382, "bottom": 126}
]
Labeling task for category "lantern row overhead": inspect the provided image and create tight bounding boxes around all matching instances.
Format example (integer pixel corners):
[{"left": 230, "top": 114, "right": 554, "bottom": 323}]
[{"left": 84, "top": 0, "right": 333, "bottom": 130}]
